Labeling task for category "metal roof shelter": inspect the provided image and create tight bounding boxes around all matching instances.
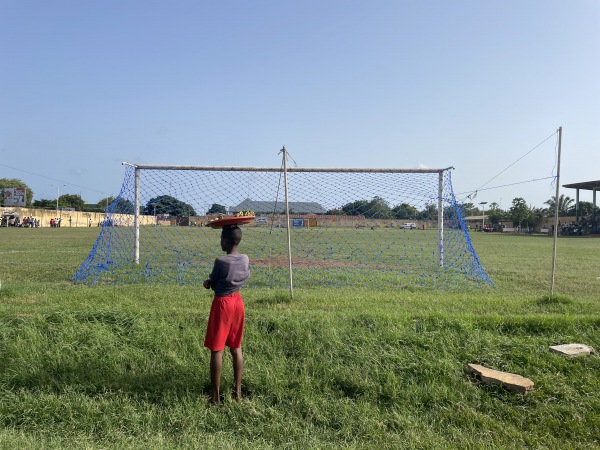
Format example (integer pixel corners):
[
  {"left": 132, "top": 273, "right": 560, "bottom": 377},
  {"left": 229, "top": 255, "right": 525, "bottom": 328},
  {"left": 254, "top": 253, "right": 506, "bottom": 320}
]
[
  {"left": 562, "top": 179, "right": 600, "bottom": 223},
  {"left": 230, "top": 198, "right": 327, "bottom": 214}
]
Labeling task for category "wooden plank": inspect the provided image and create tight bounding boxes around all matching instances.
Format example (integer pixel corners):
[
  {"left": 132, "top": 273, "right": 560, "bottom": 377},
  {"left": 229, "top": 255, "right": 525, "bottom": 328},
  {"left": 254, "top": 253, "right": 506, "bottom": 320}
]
[
  {"left": 467, "top": 364, "right": 534, "bottom": 394},
  {"left": 549, "top": 343, "right": 595, "bottom": 357}
]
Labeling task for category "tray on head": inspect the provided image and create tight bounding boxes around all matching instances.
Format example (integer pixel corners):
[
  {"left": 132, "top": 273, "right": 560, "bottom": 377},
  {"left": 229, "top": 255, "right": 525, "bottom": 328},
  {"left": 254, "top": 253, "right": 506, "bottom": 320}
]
[{"left": 205, "top": 216, "right": 255, "bottom": 229}]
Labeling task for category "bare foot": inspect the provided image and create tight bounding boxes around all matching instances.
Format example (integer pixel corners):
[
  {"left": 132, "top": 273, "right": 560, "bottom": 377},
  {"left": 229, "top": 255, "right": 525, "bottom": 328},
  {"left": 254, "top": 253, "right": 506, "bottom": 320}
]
[
  {"left": 232, "top": 385, "right": 242, "bottom": 401},
  {"left": 209, "top": 393, "right": 224, "bottom": 405}
]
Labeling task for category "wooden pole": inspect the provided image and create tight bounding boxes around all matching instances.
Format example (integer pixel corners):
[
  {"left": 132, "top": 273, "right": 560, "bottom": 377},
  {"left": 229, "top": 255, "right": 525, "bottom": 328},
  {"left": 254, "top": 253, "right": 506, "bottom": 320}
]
[
  {"left": 438, "top": 172, "right": 444, "bottom": 267},
  {"left": 281, "top": 146, "right": 294, "bottom": 299},
  {"left": 134, "top": 166, "right": 140, "bottom": 264},
  {"left": 550, "top": 127, "right": 562, "bottom": 296}
]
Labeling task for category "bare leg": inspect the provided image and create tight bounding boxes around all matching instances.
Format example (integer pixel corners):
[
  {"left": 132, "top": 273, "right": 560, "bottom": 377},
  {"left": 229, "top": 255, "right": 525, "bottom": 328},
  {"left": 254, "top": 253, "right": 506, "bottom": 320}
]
[
  {"left": 230, "top": 347, "right": 243, "bottom": 400},
  {"left": 210, "top": 350, "right": 223, "bottom": 404}
]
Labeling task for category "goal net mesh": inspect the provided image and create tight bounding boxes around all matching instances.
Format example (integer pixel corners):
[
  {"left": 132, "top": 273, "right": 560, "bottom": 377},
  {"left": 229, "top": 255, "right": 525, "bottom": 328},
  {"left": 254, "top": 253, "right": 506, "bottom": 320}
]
[{"left": 73, "top": 165, "right": 493, "bottom": 289}]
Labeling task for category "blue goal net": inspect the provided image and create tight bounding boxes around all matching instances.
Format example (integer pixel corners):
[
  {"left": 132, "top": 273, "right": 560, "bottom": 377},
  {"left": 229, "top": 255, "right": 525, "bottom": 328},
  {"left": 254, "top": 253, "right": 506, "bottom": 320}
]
[{"left": 73, "top": 164, "right": 493, "bottom": 289}]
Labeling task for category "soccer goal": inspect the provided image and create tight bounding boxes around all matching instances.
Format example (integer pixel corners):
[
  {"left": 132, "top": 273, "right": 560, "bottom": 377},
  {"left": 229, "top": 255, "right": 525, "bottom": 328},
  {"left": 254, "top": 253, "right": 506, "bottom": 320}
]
[{"left": 73, "top": 160, "right": 493, "bottom": 290}]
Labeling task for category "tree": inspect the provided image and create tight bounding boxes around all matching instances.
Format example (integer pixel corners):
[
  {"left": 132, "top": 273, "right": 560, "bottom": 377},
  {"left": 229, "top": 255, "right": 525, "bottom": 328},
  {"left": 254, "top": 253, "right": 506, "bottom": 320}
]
[
  {"left": 530, "top": 206, "right": 545, "bottom": 227},
  {"left": 111, "top": 198, "right": 135, "bottom": 214},
  {"left": 341, "top": 197, "right": 392, "bottom": 219},
  {"left": 487, "top": 204, "right": 505, "bottom": 226},
  {"left": 0, "top": 178, "right": 34, "bottom": 207},
  {"left": 544, "top": 194, "right": 574, "bottom": 217},
  {"left": 459, "top": 202, "right": 478, "bottom": 217},
  {"left": 341, "top": 199, "right": 369, "bottom": 216},
  {"left": 59, "top": 194, "right": 86, "bottom": 211},
  {"left": 570, "top": 201, "right": 600, "bottom": 217},
  {"left": 419, "top": 203, "right": 438, "bottom": 221},
  {"left": 32, "top": 199, "right": 56, "bottom": 209},
  {"left": 392, "top": 203, "right": 418, "bottom": 220},
  {"left": 207, "top": 203, "right": 227, "bottom": 215},
  {"left": 365, "top": 197, "right": 392, "bottom": 219},
  {"left": 508, "top": 197, "right": 533, "bottom": 228},
  {"left": 92, "top": 196, "right": 134, "bottom": 214},
  {"left": 97, "top": 196, "right": 116, "bottom": 212},
  {"left": 144, "top": 195, "right": 196, "bottom": 216}
]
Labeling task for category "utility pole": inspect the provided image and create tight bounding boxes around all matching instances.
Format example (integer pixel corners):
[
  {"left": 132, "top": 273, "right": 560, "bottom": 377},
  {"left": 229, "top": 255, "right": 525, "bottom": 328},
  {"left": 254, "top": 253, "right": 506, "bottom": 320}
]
[
  {"left": 281, "top": 146, "right": 293, "bottom": 299},
  {"left": 51, "top": 184, "right": 66, "bottom": 213},
  {"left": 479, "top": 202, "right": 488, "bottom": 230},
  {"left": 550, "top": 127, "right": 562, "bottom": 296}
]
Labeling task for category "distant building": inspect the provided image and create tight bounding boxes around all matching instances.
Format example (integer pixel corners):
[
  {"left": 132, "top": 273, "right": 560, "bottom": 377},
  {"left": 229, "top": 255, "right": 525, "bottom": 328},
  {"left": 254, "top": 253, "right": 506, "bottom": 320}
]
[
  {"left": 230, "top": 198, "right": 327, "bottom": 215},
  {"left": 463, "top": 215, "right": 514, "bottom": 230}
]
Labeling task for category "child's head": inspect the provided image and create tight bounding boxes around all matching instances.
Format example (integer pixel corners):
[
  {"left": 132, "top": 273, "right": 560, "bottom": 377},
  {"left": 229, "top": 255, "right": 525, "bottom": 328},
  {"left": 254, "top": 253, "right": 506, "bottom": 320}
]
[{"left": 221, "top": 225, "right": 242, "bottom": 250}]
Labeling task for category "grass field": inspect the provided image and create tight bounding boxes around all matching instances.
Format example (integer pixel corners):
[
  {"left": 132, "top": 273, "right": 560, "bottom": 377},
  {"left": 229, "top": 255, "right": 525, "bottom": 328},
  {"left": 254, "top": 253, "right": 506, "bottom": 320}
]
[
  {"left": 0, "top": 228, "right": 599, "bottom": 449},
  {"left": 75, "top": 225, "right": 490, "bottom": 289}
]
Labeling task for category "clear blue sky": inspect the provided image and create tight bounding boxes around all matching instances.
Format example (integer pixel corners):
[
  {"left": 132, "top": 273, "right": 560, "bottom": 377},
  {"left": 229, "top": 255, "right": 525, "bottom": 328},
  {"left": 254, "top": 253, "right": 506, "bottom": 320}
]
[{"left": 1, "top": 0, "right": 598, "bottom": 209}]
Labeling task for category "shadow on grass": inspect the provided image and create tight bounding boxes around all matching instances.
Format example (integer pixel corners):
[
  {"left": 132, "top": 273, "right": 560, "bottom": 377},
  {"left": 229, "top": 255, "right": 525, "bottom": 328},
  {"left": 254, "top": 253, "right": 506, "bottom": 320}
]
[
  {"left": 8, "top": 365, "right": 256, "bottom": 403},
  {"left": 253, "top": 293, "right": 292, "bottom": 306},
  {"left": 0, "top": 287, "right": 21, "bottom": 300},
  {"left": 4, "top": 363, "right": 211, "bottom": 405},
  {"left": 535, "top": 294, "right": 574, "bottom": 305},
  {"left": 1, "top": 310, "right": 266, "bottom": 407},
  {"left": 6, "top": 369, "right": 258, "bottom": 406}
]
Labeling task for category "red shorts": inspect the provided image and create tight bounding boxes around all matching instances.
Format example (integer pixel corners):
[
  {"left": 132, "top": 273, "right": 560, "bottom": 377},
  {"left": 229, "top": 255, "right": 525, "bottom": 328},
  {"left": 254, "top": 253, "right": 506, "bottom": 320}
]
[{"left": 204, "top": 291, "right": 245, "bottom": 351}]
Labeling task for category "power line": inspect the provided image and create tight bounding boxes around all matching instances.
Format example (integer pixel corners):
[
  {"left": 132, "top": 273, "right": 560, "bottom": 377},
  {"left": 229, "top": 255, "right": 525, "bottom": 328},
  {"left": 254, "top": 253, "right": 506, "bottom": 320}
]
[
  {"left": 474, "top": 131, "right": 557, "bottom": 191},
  {"left": 461, "top": 130, "right": 558, "bottom": 201},
  {"left": 457, "top": 176, "right": 556, "bottom": 200},
  {"left": 0, "top": 162, "right": 113, "bottom": 197}
]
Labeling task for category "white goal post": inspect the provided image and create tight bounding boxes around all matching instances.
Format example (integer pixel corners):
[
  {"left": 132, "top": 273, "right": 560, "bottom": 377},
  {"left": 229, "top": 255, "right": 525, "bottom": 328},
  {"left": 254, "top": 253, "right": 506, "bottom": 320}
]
[{"left": 128, "top": 163, "right": 448, "bottom": 285}]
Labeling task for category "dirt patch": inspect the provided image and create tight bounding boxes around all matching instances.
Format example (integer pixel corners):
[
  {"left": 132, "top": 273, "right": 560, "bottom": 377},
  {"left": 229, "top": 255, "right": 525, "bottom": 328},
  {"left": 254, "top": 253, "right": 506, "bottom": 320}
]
[{"left": 252, "top": 257, "right": 361, "bottom": 269}]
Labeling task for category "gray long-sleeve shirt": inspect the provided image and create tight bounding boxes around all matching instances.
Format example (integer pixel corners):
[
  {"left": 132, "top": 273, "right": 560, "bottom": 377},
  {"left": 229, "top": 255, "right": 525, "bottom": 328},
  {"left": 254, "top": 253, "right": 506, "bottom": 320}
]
[{"left": 208, "top": 254, "right": 250, "bottom": 296}]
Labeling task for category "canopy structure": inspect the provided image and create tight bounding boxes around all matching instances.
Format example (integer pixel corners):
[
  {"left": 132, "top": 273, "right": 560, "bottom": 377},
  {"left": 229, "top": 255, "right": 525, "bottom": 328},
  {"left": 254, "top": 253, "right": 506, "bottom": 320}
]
[{"left": 562, "top": 180, "right": 600, "bottom": 223}]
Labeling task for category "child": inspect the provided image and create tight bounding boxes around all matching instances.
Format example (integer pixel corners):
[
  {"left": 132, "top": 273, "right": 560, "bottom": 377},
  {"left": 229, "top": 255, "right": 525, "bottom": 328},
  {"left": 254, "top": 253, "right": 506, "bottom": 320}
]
[{"left": 203, "top": 225, "right": 249, "bottom": 403}]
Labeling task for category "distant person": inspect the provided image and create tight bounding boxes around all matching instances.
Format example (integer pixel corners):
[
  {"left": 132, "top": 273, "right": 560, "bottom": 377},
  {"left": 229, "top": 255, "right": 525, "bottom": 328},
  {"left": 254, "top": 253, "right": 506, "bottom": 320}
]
[{"left": 203, "top": 225, "right": 250, "bottom": 404}]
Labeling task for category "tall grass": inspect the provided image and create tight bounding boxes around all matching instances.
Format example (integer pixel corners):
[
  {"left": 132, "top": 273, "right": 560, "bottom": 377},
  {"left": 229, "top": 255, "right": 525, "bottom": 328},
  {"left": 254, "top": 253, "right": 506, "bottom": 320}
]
[{"left": 0, "top": 228, "right": 599, "bottom": 448}]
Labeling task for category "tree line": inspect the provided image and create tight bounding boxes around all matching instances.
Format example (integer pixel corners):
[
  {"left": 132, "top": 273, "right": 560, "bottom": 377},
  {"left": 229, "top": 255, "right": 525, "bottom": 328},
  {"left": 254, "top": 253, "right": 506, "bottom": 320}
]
[
  {"left": 463, "top": 195, "right": 600, "bottom": 229},
  {"left": 0, "top": 177, "right": 121, "bottom": 212},
  {"left": 0, "top": 178, "right": 197, "bottom": 216},
  {"left": 2, "top": 178, "right": 597, "bottom": 226}
]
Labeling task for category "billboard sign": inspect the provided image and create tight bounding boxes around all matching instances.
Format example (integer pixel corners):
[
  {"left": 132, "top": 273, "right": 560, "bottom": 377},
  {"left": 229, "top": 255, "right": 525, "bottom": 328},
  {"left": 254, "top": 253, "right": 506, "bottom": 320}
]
[{"left": 3, "top": 188, "right": 26, "bottom": 207}]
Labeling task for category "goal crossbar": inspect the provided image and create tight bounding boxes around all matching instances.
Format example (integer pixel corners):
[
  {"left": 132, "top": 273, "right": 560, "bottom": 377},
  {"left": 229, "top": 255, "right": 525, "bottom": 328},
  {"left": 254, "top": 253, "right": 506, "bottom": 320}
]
[{"left": 123, "top": 162, "right": 453, "bottom": 174}]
